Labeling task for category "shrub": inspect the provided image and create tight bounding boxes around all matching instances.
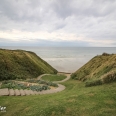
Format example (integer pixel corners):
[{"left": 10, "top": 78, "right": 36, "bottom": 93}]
[
  {"left": 38, "top": 80, "right": 47, "bottom": 84},
  {"left": 47, "top": 81, "right": 58, "bottom": 87},
  {"left": 0, "top": 79, "right": 56, "bottom": 91},
  {"left": 85, "top": 79, "right": 102, "bottom": 87},
  {"left": 30, "top": 85, "right": 42, "bottom": 91},
  {"left": 101, "top": 71, "right": 116, "bottom": 83},
  {"left": 102, "top": 53, "right": 110, "bottom": 56},
  {"left": 42, "top": 85, "right": 49, "bottom": 90},
  {"left": 71, "top": 73, "right": 76, "bottom": 79}
]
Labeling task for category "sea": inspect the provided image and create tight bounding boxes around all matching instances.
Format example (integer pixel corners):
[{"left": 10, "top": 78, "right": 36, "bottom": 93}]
[{"left": 1, "top": 47, "right": 116, "bottom": 73}]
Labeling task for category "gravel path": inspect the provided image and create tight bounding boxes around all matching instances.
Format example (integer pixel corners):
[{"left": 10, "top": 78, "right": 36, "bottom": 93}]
[
  {"left": 36, "top": 73, "right": 71, "bottom": 94},
  {"left": 0, "top": 73, "right": 71, "bottom": 96},
  {"left": 37, "top": 73, "right": 71, "bottom": 83}
]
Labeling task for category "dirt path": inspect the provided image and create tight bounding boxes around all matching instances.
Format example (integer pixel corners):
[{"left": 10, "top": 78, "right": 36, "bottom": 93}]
[
  {"left": 36, "top": 73, "right": 71, "bottom": 94},
  {"left": 0, "top": 73, "right": 71, "bottom": 96},
  {"left": 37, "top": 73, "right": 71, "bottom": 83}
]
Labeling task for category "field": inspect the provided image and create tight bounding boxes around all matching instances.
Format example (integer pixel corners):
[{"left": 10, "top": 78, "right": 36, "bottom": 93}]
[
  {"left": 0, "top": 78, "right": 116, "bottom": 116},
  {"left": 41, "top": 74, "right": 67, "bottom": 81}
]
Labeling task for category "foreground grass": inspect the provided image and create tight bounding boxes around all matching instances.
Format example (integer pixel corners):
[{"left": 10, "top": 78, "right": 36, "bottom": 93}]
[
  {"left": 0, "top": 79, "right": 116, "bottom": 116},
  {"left": 41, "top": 75, "right": 67, "bottom": 81}
]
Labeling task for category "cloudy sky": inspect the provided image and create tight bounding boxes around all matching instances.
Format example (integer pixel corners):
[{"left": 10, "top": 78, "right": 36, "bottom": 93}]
[{"left": 0, "top": 0, "right": 116, "bottom": 47}]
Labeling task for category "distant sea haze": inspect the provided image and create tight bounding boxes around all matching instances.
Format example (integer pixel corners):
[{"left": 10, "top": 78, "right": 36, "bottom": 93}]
[{"left": 1, "top": 47, "right": 116, "bottom": 73}]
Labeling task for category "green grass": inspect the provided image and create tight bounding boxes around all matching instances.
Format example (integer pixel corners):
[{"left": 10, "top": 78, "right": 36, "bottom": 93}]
[
  {"left": 0, "top": 79, "right": 116, "bottom": 116},
  {"left": 0, "top": 49, "right": 57, "bottom": 80},
  {"left": 41, "top": 74, "right": 67, "bottom": 81},
  {"left": 71, "top": 53, "right": 116, "bottom": 86}
]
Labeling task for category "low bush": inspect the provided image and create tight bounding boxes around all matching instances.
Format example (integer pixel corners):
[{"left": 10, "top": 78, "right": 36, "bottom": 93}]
[
  {"left": 85, "top": 79, "right": 102, "bottom": 87},
  {"left": 101, "top": 71, "right": 116, "bottom": 83},
  {"left": 47, "top": 82, "right": 58, "bottom": 87},
  {"left": 42, "top": 85, "right": 50, "bottom": 90},
  {"left": 30, "top": 85, "right": 42, "bottom": 91},
  {"left": 0, "top": 80, "right": 53, "bottom": 91},
  {"left": 71, "top": 73, "right": 77, "bottom": 79},
  {"left": 0, "top": 79, "right": 58, "bottom": 91},
  {"left": 85, "top": 71, "right": 116, "bottom": 87},
  {"left": 102, "top": 52, "right": 110, "bottom": 56},
  {"left": 30, "top": 85, "right": 50, "bottom": 91},
  {"left": 0, "top": 81, "right": 28, "bottom": 90},
  {"left": 38, "top": 80, "right": 48, "bottom": 84}
]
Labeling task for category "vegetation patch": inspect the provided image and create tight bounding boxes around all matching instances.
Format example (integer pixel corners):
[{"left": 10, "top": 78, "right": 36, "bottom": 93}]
[
  {"left": 0, "top": 79, "right": 58, "bottom": 91},
  {"left": 26, "top": 79, "right": 58, "bottom": 87},
  {"left": 0, "top": 49, "right": 57, "bottom": 81},
  {"left": 85, "top": 70, "right": 116, "bottom": 87},
  {"left": 71, "top": 53, "right": 116, "bottom": 87},
  {"left": 101, "top": 70, "right": 116, "bottom": 83},
  {"left": 85, "top": 79, "right": 102, "bottom": 87}
]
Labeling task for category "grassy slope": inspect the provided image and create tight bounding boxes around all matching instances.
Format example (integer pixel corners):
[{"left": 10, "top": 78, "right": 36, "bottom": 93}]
[
  {"left": 42, "top": 74, "right": 67, "bottom": 81},
  {"left": 0, "top": 79, "right": 116, "bottom": 116},
  {"left": 71, "top": 53, "right": 116, "bottom": 83},
  {"left": 0, "top": 49, "right": 57, "bottom": 80}
]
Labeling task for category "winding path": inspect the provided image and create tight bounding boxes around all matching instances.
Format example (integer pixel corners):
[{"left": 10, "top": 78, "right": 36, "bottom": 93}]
[
  {"left": 37, "top": 73, "right": 71, "bottom": 83},
  {"left": 0, "top": 73, "right": 71, "bottom": 96},
  {"left": 36, "top": 73, "right": 71, "bottom": 94}
]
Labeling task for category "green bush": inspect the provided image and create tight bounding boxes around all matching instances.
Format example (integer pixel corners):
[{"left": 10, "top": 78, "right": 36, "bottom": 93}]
[
  {"left": 101, "top": 71, "right": 116, "bottom": 83},
  {"left": 30, "top": 85, "right": 50, "bottom": 91},
  {"left": 38, "top": 80, "right": 47, "bottom": 84},
  {"left": 42, "top": 85, "right": 49, "bottom": 90},
  {"left": 85, "top": 79, "right": 102, "bottom": 87},
  {"left": 0, "top": 79, "right": 57, "bottom": 91},
  {"left": 102, "top": 52, "right": 110, "bottom": 56},
  {"left": 46, "top": 81, "right": 58, "bottom": 87},
  {"left": 30, "top": 85, "right": 42, "bottom": 91},
  {"left": 71, "top": 73, "right": 77, "bottom": 79},
  {"left": 0, "top": 81, "right": 28, "bottom": 90}
]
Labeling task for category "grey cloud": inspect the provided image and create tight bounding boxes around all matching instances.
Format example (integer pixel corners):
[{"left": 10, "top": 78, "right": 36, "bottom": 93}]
[
  {"left": 0, "top": 0, "right": 116, "bottom": 21},
  {"left": 0, "top": 0, "right": 116, "bottom": 46},
  {"left": 52, "top": 0, "right": 116, "bottom": 18},
  {"left": 0, "top": 0, "right": 43, "bottom": 22}
]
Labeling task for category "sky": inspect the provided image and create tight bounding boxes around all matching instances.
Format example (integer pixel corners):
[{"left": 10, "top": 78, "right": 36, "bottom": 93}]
[{"left": 0, "top": 0, "right": 116, "bottom": 47}]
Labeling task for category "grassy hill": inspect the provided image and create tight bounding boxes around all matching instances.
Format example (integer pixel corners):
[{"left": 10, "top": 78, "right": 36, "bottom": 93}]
[
  {"left": 0, "top": 49, "right": 57, "bottom": 80},
  {"left": 71, "top": 53, "right": 116, "bottom": 86}
]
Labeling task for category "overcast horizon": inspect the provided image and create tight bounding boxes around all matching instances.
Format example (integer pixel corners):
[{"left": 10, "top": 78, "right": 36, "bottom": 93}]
[{"left": 0, "top": 0, "right": 116, "bottom": 47}]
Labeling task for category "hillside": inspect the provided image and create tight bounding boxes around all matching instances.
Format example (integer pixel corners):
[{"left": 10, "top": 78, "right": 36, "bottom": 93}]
[
  {"left": 0, "top": 49, "right": 57, "bottom": 80},
  {"left": 71, "top": 53, "right": 116, "bottom": 86}
]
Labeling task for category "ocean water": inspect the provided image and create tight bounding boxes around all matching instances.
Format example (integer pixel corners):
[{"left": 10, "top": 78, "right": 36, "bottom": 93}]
[{"left": 1, "top": 47, "right": 116, "bottom": 73}]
